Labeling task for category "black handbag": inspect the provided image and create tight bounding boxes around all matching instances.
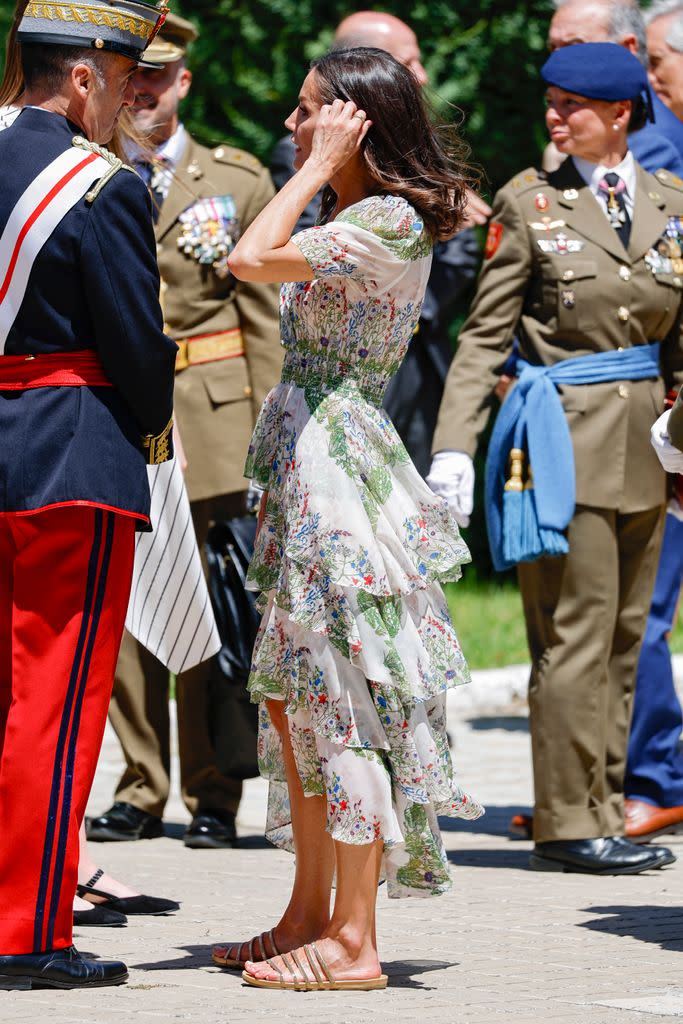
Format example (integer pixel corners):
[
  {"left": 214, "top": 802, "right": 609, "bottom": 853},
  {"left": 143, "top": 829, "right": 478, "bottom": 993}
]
[{"left": 206, "top": 515, "right": 261, "bottom": 780}]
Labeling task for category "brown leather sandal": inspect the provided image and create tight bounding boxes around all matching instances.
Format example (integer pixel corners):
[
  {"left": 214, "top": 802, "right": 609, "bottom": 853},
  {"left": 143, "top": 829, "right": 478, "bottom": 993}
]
[
  {"left": 241, "top": 941, "right": 388, "bottom": 991},
  {"left": 212, "top": 928, "right": 280, "bottom": 969}
]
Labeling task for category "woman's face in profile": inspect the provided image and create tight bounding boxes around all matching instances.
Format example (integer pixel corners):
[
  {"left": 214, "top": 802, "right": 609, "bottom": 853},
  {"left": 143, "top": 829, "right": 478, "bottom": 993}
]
[{"left": 285, "top": 70, "right": 324, "bottom": 170}]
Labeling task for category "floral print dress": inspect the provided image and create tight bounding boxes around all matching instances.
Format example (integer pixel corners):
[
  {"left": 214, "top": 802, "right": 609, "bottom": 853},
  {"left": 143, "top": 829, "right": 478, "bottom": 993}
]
[{"left": 245, "top": 194, "right": 483, "bottom": 897}]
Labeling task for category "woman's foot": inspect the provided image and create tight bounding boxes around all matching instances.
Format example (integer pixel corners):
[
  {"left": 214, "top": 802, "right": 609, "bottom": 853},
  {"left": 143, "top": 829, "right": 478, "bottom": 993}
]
[
  {"left": 77, "top": 868, "right": 139, "bottom": 901},
  {"left": 244, "top": 932, "right": 381, "bottom": 985},
  {"left": 213, "top": 914, "right": 328, "bottom": 969}
]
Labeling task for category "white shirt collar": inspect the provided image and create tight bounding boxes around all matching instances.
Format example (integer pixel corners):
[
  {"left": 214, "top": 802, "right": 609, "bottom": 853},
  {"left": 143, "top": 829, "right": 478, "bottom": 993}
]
[
  {"left": 572, "top": 151, "right": 636, "bottom": 212},
  {"left": 155, "top": 123, "right": 187, "bottom": 168}
]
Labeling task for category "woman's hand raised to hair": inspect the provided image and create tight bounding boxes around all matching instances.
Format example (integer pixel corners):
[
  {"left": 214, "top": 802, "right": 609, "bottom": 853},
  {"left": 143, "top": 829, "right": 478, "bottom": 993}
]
[{"left": 307, "top": 99, "right": 373, "bottom": 179}]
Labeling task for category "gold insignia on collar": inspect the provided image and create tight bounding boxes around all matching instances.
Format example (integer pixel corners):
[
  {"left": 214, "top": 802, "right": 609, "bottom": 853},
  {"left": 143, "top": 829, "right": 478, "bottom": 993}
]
[
  {"left": 649, "top": 191, "right": 662, "bottom": 201},
  {"left": 187, "top": 160, "right": 203, "bottom": 180}
]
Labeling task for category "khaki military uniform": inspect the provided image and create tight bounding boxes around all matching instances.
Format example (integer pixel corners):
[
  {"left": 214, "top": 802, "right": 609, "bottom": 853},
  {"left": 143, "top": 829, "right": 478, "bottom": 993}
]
[
  {"left": 109, "top": 134, "right": 282, "bottom": 819},
  {"left": 433, "top": 158, "right": 683, "bottom": 843}
]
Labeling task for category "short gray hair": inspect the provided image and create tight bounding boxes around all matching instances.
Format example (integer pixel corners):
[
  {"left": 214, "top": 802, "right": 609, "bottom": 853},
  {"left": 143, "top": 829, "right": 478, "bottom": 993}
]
[
  {"left": 21, "top": 43, "right": 109, "bottom": 93},
  {"left": 645, "top": 0, "right": 683, "bottom": 54},
  {"left": 554, "top": 0, "right": 647, "bottom": 62}
]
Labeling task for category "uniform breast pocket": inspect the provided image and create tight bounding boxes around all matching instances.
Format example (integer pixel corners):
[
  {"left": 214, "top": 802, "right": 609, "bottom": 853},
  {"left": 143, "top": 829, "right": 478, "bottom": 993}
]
[{"left": 546, "top": 257, "right": 599, "bottom": 333}]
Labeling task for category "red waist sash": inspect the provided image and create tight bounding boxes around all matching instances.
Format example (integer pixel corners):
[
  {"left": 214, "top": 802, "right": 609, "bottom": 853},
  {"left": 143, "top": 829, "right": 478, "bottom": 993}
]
[{"left": 0, "top": 351, "right": 112, "bottom": 390}]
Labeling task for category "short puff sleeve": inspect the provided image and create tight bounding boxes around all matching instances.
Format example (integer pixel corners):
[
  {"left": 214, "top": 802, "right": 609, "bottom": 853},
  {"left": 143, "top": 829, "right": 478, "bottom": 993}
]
[{"left": 291, "top": 194, "right": 431, "bottom": 288}]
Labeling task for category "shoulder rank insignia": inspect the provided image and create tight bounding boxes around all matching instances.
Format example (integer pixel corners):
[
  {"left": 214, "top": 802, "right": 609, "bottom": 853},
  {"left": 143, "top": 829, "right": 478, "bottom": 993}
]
[
  {"left": 213, "top": 145, "right": 263, "bottom": 175},
  {"left": 71, "top": 135, "right": 133, "bottom": 203},
  {"left": 177, "top": 195, "right": 239, "bottom": 279},
  {"left": 484, "top": 221, "right": 503, "bottom": 259},
  {"left": 537, "top": 233, "right": 585, "bottom": 255}
]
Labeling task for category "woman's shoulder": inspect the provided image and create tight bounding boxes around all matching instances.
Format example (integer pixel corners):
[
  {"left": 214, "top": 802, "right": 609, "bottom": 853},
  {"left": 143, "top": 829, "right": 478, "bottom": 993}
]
[{"left": 335, "top": 194, "right": 430, "bottom": 260}]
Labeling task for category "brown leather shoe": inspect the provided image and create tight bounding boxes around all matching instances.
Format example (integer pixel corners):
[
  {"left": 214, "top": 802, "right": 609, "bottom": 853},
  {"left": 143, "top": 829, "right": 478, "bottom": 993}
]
[
  {"left": 509, "top": 812, "right": 533, "bottom": 840},
  {"left": 625, "top": 798, "right": 683, "bottom": 843}
]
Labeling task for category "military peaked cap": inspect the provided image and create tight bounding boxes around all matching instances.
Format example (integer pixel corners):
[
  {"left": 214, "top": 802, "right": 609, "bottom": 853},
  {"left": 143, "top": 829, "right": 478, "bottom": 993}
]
[
  {"left": 143, "top": 10, "right": 197, "bottom": 64},
  {"left": 17, "top": 0, "right": 169, "bottom": 67}
]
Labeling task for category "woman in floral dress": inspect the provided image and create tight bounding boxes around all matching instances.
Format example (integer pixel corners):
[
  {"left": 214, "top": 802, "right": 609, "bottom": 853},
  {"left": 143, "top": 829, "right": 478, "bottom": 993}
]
[{"left": 212, "top": 47, "right": 483, "bottom": 991}]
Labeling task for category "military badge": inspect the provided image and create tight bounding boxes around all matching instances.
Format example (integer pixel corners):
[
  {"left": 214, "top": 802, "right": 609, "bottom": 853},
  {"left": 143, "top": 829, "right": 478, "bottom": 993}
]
[
  {"left": 484, "top": 221, "right": 503, "bottom": 259},
  {"left": 534, "top": 193, "right": 549, "bottom": 212},
  {"left": 528, "top": 218, "right": 566, "bottom": 231},
  {"left": 537, "top": 233, "right": 585, "bottom": 255},
  {"left": 561, "top": 289, "right": 575, "bottom": 309},
  {"left": 177, "top": 195, "right": 239, "bottom": 279}
]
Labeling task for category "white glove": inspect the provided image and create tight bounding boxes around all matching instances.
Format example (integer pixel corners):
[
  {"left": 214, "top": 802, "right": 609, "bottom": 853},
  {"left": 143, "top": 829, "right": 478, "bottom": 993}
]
[
  {"left": 426, "top": 450, "right": 475, "bottom": 528},
  {"left": 651, "top": 409, "right": 683, "bottom": 473}
]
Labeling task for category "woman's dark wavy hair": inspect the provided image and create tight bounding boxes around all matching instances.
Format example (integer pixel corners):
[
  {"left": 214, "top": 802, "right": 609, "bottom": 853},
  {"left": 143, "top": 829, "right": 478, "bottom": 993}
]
[{"left": 311, "top": 47, "right": 475, "bottom": 241}]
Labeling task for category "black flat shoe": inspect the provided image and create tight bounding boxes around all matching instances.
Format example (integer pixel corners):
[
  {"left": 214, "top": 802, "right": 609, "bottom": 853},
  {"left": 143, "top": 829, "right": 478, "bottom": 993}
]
[
  {"left": 529, "top": 836, "right": 674, "bottom": 874},
  {"left": 73, "top": 903, "right": 127, "bottom": 927},
  {"left": 86, "top": 802, "right": 164, "bottom": 842},
  {"left": 0, "top": 945, "right": 128, "bottom": 990},
  {"left": 77, "top": 869, "right": 179, "bottom": 916},
  {"left": 183, "top": 808, "right": 237, "bottom": 849}
]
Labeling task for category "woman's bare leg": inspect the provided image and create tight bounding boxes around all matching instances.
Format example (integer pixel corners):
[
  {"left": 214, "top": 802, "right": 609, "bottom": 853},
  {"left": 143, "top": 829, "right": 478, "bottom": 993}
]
[
  {"left": 76, "top": 820, "right": 140, "bottom": 903},
  {"left": 245, "top": 836, "right": 383, "bottom": 982},
  {"left": 217, "top": 698, "right": 335, "bottom": 963}
]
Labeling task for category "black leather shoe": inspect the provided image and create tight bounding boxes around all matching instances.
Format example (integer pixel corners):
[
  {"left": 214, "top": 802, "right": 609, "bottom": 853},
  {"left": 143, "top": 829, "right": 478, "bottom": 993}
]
[
  {"left": 612, "top": 835, "right": 677, "bottom": 868},
  {"left": 0, "top": 945, "right": 128, "bottom": 990},
  {"left": 529, "top": 836, "right": 674, "bottom": 874},
  {"left": 183, "top": 809, "right": 237, "bottom": 849},
  {"left": 73, "top": 904, "right": 127, "bottom": 927},
  {"left": 86, "top": 802, "right": 164, "bottom": 842}
]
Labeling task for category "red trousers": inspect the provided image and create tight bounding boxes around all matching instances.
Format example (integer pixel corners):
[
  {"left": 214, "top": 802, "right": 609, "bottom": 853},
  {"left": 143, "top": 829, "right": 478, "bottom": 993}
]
[{"left": 0, "top": 506, "right": 135, "bottom": 953}]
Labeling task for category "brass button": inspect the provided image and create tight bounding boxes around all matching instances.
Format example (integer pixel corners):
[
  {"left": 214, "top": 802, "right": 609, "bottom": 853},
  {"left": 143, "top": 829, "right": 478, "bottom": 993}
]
[
  {"left": 617, "top": 306, "right": 630, "bottom": 322},
  {"left": 675, "top": 277, "right": 683, "bottom": 287},
  {"left": 244, "top": 386, "right": 253, "bottom": 398},
  {"left": 617, "top": 346, "right": 624, "bottom": 352},
  {"left": 619, "top": 266, "right": 631, "bottom": 281},
  {"left": 618, "top": 384, "right": 630, "bottom": 399},
  {"left": 214, "top": 146, "right": 225, "bottom": 159},
  {"left": 562, "top": 269, "right": 574, "bottom": 281}
]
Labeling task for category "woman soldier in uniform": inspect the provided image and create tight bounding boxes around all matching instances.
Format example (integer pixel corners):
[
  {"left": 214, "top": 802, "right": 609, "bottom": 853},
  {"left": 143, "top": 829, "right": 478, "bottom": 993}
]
[{"left": 429, "top": 43, "right": 683, "bottom": 875}]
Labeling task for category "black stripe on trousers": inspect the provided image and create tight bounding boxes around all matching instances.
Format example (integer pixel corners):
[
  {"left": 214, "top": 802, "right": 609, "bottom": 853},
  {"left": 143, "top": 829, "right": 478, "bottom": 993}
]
[
  {"left": 32, "top": 510, "right": 111, "bottom": 951},
  {"left": 45, "top": 511, "right": 115, "bottom": 948}
]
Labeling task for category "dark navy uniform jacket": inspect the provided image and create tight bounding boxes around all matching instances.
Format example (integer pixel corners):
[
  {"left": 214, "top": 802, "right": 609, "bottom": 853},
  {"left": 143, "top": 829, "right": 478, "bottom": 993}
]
[{"left": 0, "top": 107, "right": 177, "bottom": 525}]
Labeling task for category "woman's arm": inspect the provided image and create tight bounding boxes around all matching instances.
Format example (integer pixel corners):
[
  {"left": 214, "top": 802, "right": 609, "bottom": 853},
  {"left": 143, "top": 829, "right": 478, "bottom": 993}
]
[{"left": 228, "top": 99, "right": 371, "bottom": 284}]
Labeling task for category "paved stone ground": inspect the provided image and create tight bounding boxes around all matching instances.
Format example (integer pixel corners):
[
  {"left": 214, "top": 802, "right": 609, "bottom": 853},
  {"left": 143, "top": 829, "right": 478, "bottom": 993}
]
[{"left": 4, "top": 682, "right": 683, "bottom": 1024}]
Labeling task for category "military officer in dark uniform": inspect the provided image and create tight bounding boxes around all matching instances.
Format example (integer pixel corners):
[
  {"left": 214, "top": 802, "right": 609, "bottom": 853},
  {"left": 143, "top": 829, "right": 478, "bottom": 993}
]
[
  {"left": 87, "top": 13, "right": 282, "bottom": 850},
  {"left": 430, "top": 43, "right": 683, "bottom": 875},
  {"left": 0, "top": 0, "right": 176, "bottom": 989}
]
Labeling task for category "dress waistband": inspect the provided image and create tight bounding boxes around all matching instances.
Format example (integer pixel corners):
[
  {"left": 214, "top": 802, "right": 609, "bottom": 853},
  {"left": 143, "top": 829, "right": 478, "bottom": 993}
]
[
  {"left": 0, "top": 351, "right": 111, "bottom": 390},
  {"left": 281, "top": 355, "right": 388, "bottom": 407}
]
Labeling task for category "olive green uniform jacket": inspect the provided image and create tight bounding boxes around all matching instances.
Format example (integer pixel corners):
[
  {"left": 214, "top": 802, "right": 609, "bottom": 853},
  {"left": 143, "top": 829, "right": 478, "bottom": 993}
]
[
  {"left": 432, "top": 159, "right": 683, "bottom": 510},
  {"left": 157, "top": 133, "right": 282, "bottom": 501}
]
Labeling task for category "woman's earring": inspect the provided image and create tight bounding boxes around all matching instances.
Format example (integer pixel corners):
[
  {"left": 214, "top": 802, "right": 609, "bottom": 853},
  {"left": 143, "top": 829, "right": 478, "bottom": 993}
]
[{"left": 613, "top": 123, "right": 620, "bottom": 131}]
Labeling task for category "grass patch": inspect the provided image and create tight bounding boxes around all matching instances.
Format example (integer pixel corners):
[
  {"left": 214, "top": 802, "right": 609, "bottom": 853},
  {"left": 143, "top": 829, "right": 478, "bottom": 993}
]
[{"left": 444, "top": 576, "right": 529, "bottom": 670}]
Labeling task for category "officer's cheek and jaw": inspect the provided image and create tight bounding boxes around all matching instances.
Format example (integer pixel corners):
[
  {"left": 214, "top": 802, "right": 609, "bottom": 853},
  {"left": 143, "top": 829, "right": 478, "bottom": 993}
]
[{"left": 69, "top": 53, "right": 136, "bottom": 145}]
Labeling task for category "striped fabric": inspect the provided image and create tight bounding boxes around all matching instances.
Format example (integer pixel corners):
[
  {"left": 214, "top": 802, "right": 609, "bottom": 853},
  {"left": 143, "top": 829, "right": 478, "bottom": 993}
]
[{"left": 126, "top": 457, "right": 221, "bottom": 674}]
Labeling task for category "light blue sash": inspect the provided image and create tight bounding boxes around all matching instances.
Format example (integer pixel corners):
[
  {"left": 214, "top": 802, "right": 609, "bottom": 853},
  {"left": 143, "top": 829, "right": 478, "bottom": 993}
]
[{"left": 485, "top": 343, "right": 661, "bottom": 571}]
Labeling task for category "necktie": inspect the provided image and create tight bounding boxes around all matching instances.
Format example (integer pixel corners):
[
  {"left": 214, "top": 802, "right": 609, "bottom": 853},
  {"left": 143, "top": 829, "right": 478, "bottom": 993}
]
[
  {"left": 598, "top": 171, "right": 631, "bottom": 248},
  {"left": 136, "top": 159, "right": 168, "bottom": 224}
]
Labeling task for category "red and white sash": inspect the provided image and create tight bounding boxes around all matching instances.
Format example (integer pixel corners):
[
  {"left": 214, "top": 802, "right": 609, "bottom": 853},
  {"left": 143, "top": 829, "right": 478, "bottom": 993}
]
[{"left": 0, "top": 147, "right": 110, "bottom": 350}]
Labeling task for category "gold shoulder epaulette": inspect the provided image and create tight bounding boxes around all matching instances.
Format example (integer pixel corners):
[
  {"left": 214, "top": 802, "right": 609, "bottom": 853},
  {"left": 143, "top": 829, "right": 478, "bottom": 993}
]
[
  {"left": 211, "top": 144, "right": 263, "bottom": 175},
  {"left": 508, "top": 168, "right": 547, "bottom": 193},
  {"left": 71, "top": 135, "right": 134, "bottom": 203},
  {"left": 142, "top": 417, "right": 173, "bottom": 465},
  {"left": 655, "top": 168, "right": 683, "bottom": 191}
]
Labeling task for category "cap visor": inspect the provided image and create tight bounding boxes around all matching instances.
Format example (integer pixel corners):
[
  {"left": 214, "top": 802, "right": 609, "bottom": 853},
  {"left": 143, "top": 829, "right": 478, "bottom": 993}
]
[{"left": 137, "top": 57, "right": 164, "bottom": 68}]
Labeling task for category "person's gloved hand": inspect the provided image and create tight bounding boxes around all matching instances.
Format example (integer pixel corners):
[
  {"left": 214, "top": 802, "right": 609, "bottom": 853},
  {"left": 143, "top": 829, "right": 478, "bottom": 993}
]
[
  {"left": 426, "top": 450, "right": 475, "bottom": 528},
  {"left": 651, "top": 409, "right": 683, "bottom": 473}
]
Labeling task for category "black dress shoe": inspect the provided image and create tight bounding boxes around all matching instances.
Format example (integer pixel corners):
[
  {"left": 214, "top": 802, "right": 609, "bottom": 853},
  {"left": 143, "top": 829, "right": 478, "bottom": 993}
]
[
  {"left": 86, "top": 802, "right": 164, "bottom": 842},
  {"left": 73, "top": 904, "right": 127, "bottom": 927},
  {"left": 0, "top": 945, "right": 128, "bottom": 990},
  {"left": 611, "top": 835, "right": 677, "bottom": 868},
  {"left": 184, "top": 808, "right": 237, "bottom": 849},
  {"left": 529, "top": 836, "right": 674, "bottom": 874}
]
